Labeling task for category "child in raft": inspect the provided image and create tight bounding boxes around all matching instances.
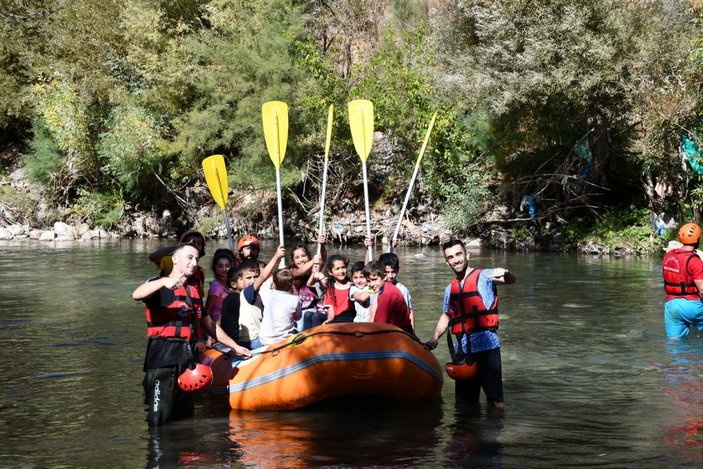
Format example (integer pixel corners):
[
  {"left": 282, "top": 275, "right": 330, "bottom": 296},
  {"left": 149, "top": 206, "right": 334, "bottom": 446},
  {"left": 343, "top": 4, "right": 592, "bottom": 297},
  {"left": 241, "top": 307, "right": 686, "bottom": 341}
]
[
  {"left": 323, "top": 254, "right": 356, "bottom": 323},
  {"left": 258, "top": 267, "right": 303, "bottom": 346},
  {"left": 364, "top": 260, "right": 414, "bottom": 334},
  {"left": 289, "top": 238, "right": 327, "bottom": 330},
  {"left": 349, "top": 261, "right": 372, "bottom": 322},
  {"left": 219, "top": 265, "right": 244, "bottom": 345},
  {"left": 378, "top": 252, "right": 415, "bottom": 330},
  {"left": 204, "top": 248, "right": 236, "bottom": 326},
  {"left": 220, "top": 246, "right": 286, "bottom": 350}
]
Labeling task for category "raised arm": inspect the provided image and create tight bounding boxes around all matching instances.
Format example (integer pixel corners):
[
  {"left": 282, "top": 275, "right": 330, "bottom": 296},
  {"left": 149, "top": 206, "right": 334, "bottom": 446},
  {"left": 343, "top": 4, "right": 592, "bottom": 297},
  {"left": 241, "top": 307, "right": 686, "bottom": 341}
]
[
  {"left": 352, "top": 288, "right": 371, "bottom": 304},
  {"left": 148, "top": 245, "right": 178, "bottom": 266},
  {"left": 292, "top": 253, "right": 323, "bottom": 279},
  {"left": 132, "top": 275, "right": 183, "bottom": 301},
  {"left": 491, "top": 268, "right": 516, "bottom": 285},
  {"left": 254, "top": 245, "right": 286, "bottom": 291},
  {"left": 306, "top": 263, "right": 324, "bottom": 288}
]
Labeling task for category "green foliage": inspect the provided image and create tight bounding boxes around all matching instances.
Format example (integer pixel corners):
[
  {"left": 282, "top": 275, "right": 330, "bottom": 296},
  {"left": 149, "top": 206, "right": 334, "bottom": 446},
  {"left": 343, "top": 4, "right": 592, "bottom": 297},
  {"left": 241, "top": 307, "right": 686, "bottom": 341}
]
[
  {"left": 351, "top": 26, "right": 437, "bottom": 165},
  {"left": 160, "top": 0, "right": 310, "bottom": 176},
  {"left": 97, "top": 101, "right": 163, "bottom": 197},
  {"left": 194, "top": 216, "right": 221, "bottom": 238},
  {"left": 0, "top": 184, "right": 38, "bottom": 224},
  {"left": 31, "top": 79, "right": 92, "bottom": 166},
  {"left": 23, "top": 120, "right": 64, "bottom": 188},
  {"left": 438, "top": 155, "right": 494, "bottom": 231},
  {"left": 582, "top": 206, "right": 656, "bottom": 250},
  {"left": 429, "top": 0, "right": 698, "bottom": 214},
  {"left": 2, "top": 0, "right": 702, "bottom": 243},
  {"left": 0, "top": 1, "right": 44, "bottom": 129},
  {"left": 71, "top": 188, "right": 125, "bottom": 229}
]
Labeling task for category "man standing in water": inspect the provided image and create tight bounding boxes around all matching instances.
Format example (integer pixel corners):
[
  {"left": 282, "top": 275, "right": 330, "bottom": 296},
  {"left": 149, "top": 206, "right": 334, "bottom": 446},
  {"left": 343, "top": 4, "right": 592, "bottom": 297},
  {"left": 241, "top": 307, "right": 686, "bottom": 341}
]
[
  {"left": 662, "top": 223, "right": 703, "bottom": 338},
  {"left": 426, "top": 239, "right": 515, "bottom": 408},
  {"left": 133, "top": 243, "right": 250, "bottom": 426}
]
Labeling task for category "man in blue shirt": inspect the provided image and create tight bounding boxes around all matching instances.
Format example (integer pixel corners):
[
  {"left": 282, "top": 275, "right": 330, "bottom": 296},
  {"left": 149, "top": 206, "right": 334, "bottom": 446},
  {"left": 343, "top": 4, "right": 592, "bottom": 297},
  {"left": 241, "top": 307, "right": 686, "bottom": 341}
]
[{"left": 426, "top": 239, "right": 515, "bottom": 408}]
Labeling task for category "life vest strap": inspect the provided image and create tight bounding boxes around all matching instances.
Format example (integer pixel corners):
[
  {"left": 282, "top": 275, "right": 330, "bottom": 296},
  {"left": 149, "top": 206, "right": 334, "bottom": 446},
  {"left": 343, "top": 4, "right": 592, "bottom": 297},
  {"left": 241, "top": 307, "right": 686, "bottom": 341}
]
[
  {"left": 146, "top": 319, "right": 193, "bottom": 328},
  {"left": 448, "top": 307, "right": 498, "bottom": 324},
  {"left": 664, "top": 280, "right": 697, "bottom": 289},
  {"left": 449, "top": 291, "right": 480, "bottom": 301}
]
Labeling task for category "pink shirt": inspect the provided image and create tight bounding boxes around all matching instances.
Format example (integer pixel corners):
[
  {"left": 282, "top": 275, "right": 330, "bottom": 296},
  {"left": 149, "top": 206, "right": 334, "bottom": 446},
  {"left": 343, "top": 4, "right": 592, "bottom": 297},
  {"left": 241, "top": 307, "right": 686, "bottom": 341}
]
[{"left": 207, "top": 279, "right": 229, "bottom": 322}]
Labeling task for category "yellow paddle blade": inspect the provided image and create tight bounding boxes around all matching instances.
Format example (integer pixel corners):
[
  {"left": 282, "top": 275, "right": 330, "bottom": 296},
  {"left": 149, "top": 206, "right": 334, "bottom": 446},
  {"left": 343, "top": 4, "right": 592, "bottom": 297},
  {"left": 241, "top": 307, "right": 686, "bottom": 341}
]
[
  {"left": 202, "top": 154, "right": 228, "bottom": 209},
  {"left": 348, "top": 99, "right": 374, "bottom": 162},
  {"left": 324, "top": 104, "right": 334, "bottom": 161},
  {"left": 262, "top": 101, "right": 289, "bottom": 169}
]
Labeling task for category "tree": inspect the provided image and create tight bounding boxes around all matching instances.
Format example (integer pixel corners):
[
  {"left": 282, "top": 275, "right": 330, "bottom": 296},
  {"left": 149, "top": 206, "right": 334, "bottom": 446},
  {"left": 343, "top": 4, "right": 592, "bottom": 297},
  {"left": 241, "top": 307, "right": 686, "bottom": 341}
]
[{"left": 429, "top": 0, "right": 699, "bottom": 226}]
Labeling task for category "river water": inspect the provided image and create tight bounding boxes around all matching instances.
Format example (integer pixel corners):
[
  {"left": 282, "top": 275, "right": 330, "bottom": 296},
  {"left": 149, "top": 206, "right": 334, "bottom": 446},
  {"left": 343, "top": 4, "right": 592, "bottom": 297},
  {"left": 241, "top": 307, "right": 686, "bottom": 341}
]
[{"left": 0, "top": 239, "right": 701, "bottom": 468}]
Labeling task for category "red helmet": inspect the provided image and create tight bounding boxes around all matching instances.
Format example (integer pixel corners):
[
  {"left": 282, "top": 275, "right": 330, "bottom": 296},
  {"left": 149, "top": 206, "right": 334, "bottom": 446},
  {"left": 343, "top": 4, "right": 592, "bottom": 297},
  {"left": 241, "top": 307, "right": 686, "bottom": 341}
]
[
  {"left": 177, "top": 363, "right": 213, "bottom": 392},
  {"left": 445, "top": 360, "right": 478, "bottom": 381},
  {"left": 678, "top": 223, "right": 702, "bottom": 245},
  {"left": 237, "top": 235, "right": 260, "bottom": 252}
]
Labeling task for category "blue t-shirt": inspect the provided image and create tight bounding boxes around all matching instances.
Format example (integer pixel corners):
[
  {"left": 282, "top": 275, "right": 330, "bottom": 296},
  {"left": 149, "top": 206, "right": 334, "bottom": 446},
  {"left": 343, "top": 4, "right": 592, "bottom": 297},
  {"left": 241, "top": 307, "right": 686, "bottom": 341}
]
[{"left": 443, "top": 268, "right": 500, "bottom": 353}]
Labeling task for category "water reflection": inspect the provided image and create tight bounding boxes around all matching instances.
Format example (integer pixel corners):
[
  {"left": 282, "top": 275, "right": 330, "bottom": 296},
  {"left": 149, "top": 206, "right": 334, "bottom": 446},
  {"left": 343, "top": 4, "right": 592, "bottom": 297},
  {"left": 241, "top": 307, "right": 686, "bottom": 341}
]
[
  {"left": 443, "top": 404, "right": 504, "bottom": 468},
  {"left": 659, "top": 340, "right": 703, "bottom": 456},
  {"left": 146, "top": 418, "right": 234, "bottom": 469},
  {"left": 225, "top": 400, "right": 443, "bottom": 468}
]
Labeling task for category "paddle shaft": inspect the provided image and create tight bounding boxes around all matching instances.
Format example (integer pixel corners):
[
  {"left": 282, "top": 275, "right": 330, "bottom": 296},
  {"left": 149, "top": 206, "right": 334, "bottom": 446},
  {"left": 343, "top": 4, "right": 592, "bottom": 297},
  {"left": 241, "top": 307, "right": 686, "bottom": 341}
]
[
  {"left": 391, "top": 163, "right": 421, "bottom": 253},
  {"left": 276, "top": 168, "right": 286, "bottom": 268},
  {"left": 362, "top": 162, "right": 373, "bottom": 259},
  {"left": 390, "top": 111, "right": 437, "bottom": 253},
  {"left": 223, "top": 211, "right": 236, "bottom": 252},
  {"left": 317, "top": 159, "right": 329, "bottom": 257}
]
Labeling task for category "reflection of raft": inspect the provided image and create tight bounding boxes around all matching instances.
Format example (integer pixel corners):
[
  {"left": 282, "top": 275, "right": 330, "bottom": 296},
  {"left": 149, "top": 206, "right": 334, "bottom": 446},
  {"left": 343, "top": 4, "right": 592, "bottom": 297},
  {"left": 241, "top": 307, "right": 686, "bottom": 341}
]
[{"left": 200, "top": 322, "right": 443, "bottom": 410}]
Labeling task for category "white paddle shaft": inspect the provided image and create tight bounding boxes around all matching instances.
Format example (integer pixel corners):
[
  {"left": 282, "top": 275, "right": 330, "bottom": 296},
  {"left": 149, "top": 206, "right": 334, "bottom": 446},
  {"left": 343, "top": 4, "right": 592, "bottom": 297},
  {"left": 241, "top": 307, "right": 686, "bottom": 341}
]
[{"left": 362, "top": 162, "right": 373, "bottom": 259}]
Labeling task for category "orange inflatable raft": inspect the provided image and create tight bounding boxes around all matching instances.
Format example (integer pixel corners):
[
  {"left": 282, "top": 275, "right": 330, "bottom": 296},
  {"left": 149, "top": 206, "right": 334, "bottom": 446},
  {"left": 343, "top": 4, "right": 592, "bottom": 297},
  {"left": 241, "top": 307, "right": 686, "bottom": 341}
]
[{"left": 200, "top": 322, "right": 443, "bottom": 410}]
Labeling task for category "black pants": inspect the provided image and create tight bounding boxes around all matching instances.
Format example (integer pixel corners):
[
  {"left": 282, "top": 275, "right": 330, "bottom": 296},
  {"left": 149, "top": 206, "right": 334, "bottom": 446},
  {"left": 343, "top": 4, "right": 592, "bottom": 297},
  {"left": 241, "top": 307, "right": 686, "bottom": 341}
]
[
  {"left": 329, "top": 310, "right": 355, "bottom": 323},
  {"left": 302, "top": 310, "right": 327, "bottom": 330},
  {"left": 455, "top": 347, "right": 503, "bottom": 404},
  {"left": 144, "top": 365, "right": 194, "bottom": 426}
]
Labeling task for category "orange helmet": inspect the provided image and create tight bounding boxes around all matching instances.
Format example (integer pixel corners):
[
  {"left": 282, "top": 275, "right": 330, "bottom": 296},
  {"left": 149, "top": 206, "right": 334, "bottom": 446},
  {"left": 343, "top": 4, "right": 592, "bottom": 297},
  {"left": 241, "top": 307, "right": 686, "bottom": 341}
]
[
  {"left": 177, "top": 363, "right": 213, "bottom": 392},
  {"left": 678, "top": 223, "right": 702, "bottom": 245},
  {"left": 237, "top": 235, "right": 260, "bottom": 252},
  {"left": 445, "top": 360, "right": 478, "bottom": 381}
]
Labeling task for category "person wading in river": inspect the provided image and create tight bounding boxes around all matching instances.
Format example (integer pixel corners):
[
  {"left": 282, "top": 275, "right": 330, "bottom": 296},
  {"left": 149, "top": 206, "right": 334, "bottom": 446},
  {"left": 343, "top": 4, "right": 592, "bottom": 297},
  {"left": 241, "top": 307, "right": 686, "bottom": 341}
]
[
  {"left": 132, "top": 243, "right": 250, "bottom": 426},
  {"left": 662, "top": 223, "right": 703, "bottom": 338},
  {"left": 425, "top": 239, "right": 515, "bottom": 409}
]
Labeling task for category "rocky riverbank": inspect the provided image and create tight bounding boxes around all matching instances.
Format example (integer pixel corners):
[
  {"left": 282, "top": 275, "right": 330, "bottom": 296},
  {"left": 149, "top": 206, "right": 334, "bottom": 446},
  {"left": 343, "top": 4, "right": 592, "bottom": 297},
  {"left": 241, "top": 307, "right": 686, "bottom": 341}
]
[{"left": 0, "top": 166, "right": 665, "bottom": 256}]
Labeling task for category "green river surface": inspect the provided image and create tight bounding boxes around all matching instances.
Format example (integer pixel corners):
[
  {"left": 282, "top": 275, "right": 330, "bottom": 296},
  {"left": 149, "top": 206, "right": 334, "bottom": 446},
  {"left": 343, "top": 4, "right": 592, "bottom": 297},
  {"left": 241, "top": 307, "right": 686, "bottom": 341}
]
[{"left": 0, "top": 239, "right": 701, "bottom": 468}]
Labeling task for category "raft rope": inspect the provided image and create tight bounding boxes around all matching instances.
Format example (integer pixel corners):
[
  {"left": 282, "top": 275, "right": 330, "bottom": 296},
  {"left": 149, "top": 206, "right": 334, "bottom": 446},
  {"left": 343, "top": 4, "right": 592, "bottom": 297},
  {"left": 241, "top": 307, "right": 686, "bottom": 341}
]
[
  {"left": 213, "top": 328, "right": 428, "bottom": 359},
  {"left": 263, "top": 328, "right": 426, "bottom": 356}
]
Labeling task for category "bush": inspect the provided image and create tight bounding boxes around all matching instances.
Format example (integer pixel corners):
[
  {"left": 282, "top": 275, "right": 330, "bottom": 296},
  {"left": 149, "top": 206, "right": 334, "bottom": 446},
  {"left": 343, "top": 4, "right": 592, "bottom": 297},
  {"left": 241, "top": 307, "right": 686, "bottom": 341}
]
[
  {"left": 582, "top": 206, "right": 658, "bottom": 251},
  {"left": 97, "top": 102, "right": 164, "bottom": 198},
  {"left": 71, "top": 188, "right": 125, "bottom": 229},
  {"left": 441, "top": 170, "right": 493, "bottom": 231},
  {"left": 0, "top": 184, "right": 38, "bottom": 225},
  {"left": 23, "top": 120, "right": 65, "bottom": 189}
]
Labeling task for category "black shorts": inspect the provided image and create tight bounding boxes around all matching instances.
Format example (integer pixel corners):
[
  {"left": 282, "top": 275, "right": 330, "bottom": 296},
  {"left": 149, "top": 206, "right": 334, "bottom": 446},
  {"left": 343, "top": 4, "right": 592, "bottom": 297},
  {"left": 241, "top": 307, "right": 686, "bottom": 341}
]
[{"left": 455, "top": 347, "right": 503, "bottom": 404}]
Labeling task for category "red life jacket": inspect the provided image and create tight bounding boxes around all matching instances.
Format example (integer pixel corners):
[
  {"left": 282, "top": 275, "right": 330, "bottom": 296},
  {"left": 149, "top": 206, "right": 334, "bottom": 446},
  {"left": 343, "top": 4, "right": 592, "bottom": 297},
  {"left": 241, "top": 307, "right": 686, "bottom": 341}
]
[
  {"left": 448, "top": 268, "right": 499, "bottom": 335},
  {"left": 145, "top": 283, "right": 202, "bottom": 340},
  {"left": 662, "top": 249, "right": 700, "bottom": 301}
]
